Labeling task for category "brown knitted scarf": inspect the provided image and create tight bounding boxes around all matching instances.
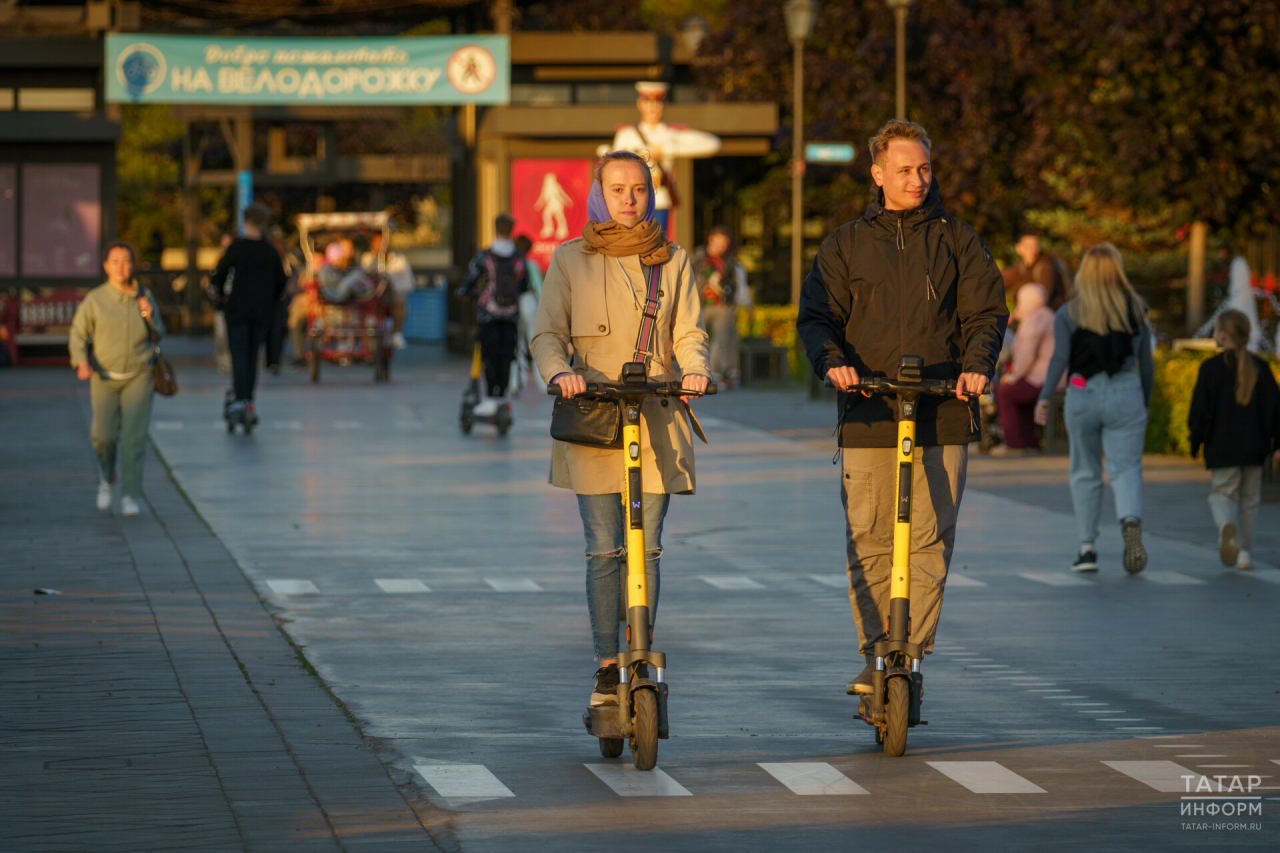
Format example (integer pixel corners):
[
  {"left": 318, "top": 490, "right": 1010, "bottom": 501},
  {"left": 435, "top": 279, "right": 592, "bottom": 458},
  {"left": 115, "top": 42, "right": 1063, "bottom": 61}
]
[{"left": 581, "top": 219, "right": 671, "bottom": 266}]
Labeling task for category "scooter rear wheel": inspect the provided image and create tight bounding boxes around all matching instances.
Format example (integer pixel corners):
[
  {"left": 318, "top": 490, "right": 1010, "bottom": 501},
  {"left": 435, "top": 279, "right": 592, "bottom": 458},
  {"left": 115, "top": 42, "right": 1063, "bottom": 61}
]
[
  {"left": 630, "top": 689, "right": 659, "bottom": 771},
  {"left": 599, "top": 737, "right": 624, "bottom": 758},
  {"left": 883, "top": 677, "right": 909, "bottom": 757}
]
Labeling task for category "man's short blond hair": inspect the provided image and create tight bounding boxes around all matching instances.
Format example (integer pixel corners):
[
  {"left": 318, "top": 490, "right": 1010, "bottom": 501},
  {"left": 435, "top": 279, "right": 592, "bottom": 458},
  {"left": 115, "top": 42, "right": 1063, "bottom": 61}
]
[{"left": 868, "top": 119, "right": 932, "bottom": 166}]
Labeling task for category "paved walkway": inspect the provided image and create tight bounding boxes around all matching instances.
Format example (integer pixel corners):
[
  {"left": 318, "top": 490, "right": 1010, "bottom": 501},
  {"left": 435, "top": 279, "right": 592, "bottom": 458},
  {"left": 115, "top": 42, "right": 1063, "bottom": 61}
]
[{"left": 1, "top": 368, "right": 442, "bottom": 852}]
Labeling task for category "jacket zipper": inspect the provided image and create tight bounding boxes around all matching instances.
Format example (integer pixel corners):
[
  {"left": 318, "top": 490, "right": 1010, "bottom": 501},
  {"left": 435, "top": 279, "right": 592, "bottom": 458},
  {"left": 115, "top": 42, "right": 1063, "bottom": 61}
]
[
  {"left": 926, "top": 272, "right": 937, "bottom": 300},
  {"left": 897, "top": 212, "right": 906, "bottom": 366}
]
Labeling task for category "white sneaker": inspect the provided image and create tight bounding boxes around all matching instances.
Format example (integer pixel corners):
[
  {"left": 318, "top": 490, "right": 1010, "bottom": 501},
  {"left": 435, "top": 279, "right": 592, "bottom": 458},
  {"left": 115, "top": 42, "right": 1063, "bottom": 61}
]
[
  {"left": 1236, "top": 550, "right": 1253, "bottom": 571},
  {"left": 97, "top": 481, "right": 112, "bottom": 511},
  {"left": 121, "top": 496, "right": 140, "bottom": 517},
  {"left": 473, "top": 399, "right": 499, "bottom": 417},
  {"left": 391, "top": 332, "right": 407, "bottom": 350}
]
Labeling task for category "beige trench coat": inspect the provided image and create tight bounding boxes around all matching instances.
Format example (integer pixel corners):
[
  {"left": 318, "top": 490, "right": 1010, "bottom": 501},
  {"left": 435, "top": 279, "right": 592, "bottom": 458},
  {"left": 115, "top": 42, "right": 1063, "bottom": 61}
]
[{"left": 531, "top": 238, "right": 710, "bottom": 495}]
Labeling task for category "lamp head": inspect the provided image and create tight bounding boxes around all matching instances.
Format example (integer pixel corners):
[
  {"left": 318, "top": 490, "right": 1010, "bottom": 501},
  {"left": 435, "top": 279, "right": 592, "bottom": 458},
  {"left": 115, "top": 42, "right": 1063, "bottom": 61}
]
[{"left": 785, "top": 0, "right": 817, "bottom": 42}]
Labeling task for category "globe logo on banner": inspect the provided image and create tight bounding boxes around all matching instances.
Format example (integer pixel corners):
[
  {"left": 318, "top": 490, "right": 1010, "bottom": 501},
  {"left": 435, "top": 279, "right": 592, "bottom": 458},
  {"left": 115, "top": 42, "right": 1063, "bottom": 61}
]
[
  {"left": 116, "top": 42, "right": 167, "bottom": 96},
  {"left": 446, "top": 45, "right": 497, "bottom": 96}
]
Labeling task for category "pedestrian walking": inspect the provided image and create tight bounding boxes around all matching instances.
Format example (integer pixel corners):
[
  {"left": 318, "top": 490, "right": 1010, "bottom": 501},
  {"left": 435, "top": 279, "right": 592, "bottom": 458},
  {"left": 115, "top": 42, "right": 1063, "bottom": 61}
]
[
  {"left": 69, "top": 242, "right": 165, "bottom": 517},
  {"left": 991, "top": 283, "right": 1061, "bottom": 455},
  {"left": 1188, "top": 309, "right": 1280, "bottom": 571},
  {"left": 462, "top": 213, "right": 529, "bottom": 415},
  {"left": 530, "top": 150, "right": 709, "bottom": 706},
  {"left": 797, "top": 119, "right": 1008, "bottom": 696},
  {"left": 693, "top": 225, "right": 751, "bottom": 387},
  {"left": 1002, "top": 228, "right": 1071, "bottom": 309},
  {"left": 208, "top": 203, "right": 287, "bottom": 423},
  {"left": 1035, "top": 243, "right": 1154, "bottom": 574}
]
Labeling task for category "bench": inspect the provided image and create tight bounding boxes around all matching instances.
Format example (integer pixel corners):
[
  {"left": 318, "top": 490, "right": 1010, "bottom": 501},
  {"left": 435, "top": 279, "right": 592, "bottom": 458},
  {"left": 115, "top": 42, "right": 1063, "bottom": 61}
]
[
  {"left": 1, "top": 288, "right": 86, "bottom": 366},
  {"left": 739, "top": 337, "right": 789, "bottom": 386}
]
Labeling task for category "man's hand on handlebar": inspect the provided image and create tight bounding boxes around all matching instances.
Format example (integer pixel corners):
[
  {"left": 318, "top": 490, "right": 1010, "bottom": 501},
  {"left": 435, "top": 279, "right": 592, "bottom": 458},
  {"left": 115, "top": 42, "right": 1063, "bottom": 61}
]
[
  {"left": 551, "top": 372, "right": 587, "bottom": 398},
  {"left": 681, "top": 374, "right": 709, "bottom": 395},
  {"left": 955, "top": 372, "right": 989, "bottom": 402},
  {"left": 826, "top": 365, "right": 870, "bottom": 396}
]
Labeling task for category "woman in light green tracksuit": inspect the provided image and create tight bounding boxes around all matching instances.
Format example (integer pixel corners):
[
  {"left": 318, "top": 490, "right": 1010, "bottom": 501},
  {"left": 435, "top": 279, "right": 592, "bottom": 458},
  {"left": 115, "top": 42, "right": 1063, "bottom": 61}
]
[{"left": 69, "top": 242, "right": 164, "bottom": 517}]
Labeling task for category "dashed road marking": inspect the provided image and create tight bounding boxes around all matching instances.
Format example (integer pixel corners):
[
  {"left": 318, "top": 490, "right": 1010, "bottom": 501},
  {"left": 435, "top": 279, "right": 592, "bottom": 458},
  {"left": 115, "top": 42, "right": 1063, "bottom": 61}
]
[
  {"left": 1140, "top": 571, "right": 1207, "bottom": 585},
  {"left": 926, "top": 761, "right": 1046, "bottom": 794},
  {"left": 375, "top": 579, "right": 431, "bottom": 593},
  {"left": 1178, "top": 755, "right": 1228, "bottom": 758},
  {"left": 1017, "top": 571, "right": 1094, "bottom": 587},
  {"left": 485, "top": 578, "right": 544, "bottom": 592},
  {"left": 701, "top": 576, "right": 766, "bottom": 590},
  {"left": 1104, "top": 760, "right": 1206, "bottom": 792},
  {"left": 334, "top": 420, "right": 364, "bottom": 429},
  {"left": 265, "top": 579, "right": 319, "bottom": 595},
  {"left": 153, "top": 420, "right": 184, "bottom": 430},
  {"left": 758, "top": 762, "right": 869, "bottom": 795},
  {"left": 273, "top": 420, "right": 303, "bottom": 430},
  {"left": 946, "top": 574, "right": 987, "bottom": 587},
  {"left": 809, "top": 574, "right": 848, "bottom": 589},
  {"left": 1245, "top": 571, "right": 1280, "bottom": 584},
  {"left": 415, "top": 764, "right": 514, "bottom": 799},
  {"left": 585, "top": 765, "right": 692, "bottom": 797}
]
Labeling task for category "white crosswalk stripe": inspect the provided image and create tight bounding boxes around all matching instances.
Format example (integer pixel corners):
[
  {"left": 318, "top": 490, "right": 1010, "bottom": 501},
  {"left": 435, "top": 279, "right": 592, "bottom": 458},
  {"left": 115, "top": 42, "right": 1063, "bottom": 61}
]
[
  {"left": 375, "top": 579, "right": 430, "bottom": 593},
  {"left": 152, "top": 420, "right": 184, "bottom": 430},
  {"left": 947, "top": 574, "right": 988, "bottom": 587},
  {"left": 758, "top": 762, "right": 869, "bottom": 795},
  {"left": 1104, "top": 760, "right": 1209, "bottom": 792},
  {"left": 585, "top": 764, "right": 691, "bottom": 796},
  {"left": 926, "top": 761, "right": 1047, "bottom": 793},
  {"left": 415, "top": 764, "right": 514, "bottom": 799},
  {"left": 485, "top": 578, "right": 543, "bottom": 592},
  {"left": 265, "top": 579, "right": 319, "bottom": 595},
  {"left": 1245, "top": 570, "right": 1280, "bottom": 584},
  {"left": 1140, "top": 571, "right": 1207, "bottom": 585},
  {"left": 809, "top": 574, "right": 848, "bottom": 589},
  {"left": 701, "top": 576, "right": 765, "bottom": 590},
  {"left": 1017, "top": 571, "right": 1094, "bottom": 587}
]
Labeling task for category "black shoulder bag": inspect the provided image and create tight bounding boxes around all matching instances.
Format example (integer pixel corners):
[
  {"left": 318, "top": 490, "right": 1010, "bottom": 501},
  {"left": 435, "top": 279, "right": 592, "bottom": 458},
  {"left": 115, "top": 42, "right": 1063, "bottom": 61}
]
[{"left": 549, "top": 262, "right": 663, "bottom": 448}]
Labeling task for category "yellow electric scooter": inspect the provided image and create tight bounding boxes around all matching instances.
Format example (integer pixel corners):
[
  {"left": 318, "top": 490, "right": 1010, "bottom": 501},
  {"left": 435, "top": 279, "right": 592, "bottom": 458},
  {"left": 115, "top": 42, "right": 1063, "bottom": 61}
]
[
  {"left": 831, "top": 355, "right": 957, "bottom": 757},
  {"left": 548, "top": 369, "right": 714, "bottom": 770}
]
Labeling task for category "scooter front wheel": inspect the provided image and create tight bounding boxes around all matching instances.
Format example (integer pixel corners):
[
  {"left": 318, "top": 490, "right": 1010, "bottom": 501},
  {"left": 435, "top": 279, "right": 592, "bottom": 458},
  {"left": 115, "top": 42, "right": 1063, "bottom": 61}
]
[
  {"left": 599, "top": 737, "right": 624, "bottom": 758},
  {"left": 883, "top": 677, "right": 909, "bottom": 757},
  {"left": 630, "top": 689, "right": 659, "bottom": 771}
]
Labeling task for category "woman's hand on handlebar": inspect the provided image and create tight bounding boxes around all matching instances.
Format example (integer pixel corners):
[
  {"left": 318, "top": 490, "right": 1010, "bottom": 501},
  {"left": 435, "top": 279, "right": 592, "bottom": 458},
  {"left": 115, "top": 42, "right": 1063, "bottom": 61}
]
[
  {"left": 827, "top": 365, "right": 870, "bottom": 396},
  {"left": 552, "top": 372, "right": 587, "bottom": 398},
  {"left": 956, "top": 372, "right": 989, "bottom": 401},
  {"left": 681, "top": 374, "right": 709, "bottom": 395}
]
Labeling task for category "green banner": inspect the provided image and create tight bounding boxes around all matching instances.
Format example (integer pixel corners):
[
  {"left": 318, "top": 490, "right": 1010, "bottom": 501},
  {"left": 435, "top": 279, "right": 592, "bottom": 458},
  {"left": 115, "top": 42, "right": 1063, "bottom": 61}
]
[{"left": 106, "top": 34, "right": 509, "bottom": 105}]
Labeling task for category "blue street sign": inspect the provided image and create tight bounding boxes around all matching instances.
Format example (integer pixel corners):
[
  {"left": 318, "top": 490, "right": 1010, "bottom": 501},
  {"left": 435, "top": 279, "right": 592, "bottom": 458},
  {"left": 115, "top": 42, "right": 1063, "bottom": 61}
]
[
  {"left": 805, "top": 143, "right": 856, "bottom": 164},
  {"left": 236, "top": 170, "right": 253, "bottom": 236}
]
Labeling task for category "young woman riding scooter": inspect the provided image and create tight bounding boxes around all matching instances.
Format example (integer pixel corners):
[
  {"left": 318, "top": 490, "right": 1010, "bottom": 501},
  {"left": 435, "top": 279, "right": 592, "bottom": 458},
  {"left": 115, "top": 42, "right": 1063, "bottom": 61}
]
[{"left": 530, "top": 151, "right": 710, "bottom": 758}]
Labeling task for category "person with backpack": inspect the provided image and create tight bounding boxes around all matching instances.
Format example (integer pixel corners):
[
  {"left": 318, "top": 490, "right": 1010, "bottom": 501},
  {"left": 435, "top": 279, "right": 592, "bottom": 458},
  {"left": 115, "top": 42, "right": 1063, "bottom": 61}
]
[
  {"left": 208, "top": 202, "right": 287, "bottom": 424},
  {"left": 797, "top": 119, "right": 1008, "bottom": 697},
  {"left": 693, "top": 225, "right": 752, "bottom": 387},
  {"left": 1187, "top": 309, "right": 1280, "bottom": 571},
  {"left": 462, "top": 213, "right": 529, "bottom": 414}
]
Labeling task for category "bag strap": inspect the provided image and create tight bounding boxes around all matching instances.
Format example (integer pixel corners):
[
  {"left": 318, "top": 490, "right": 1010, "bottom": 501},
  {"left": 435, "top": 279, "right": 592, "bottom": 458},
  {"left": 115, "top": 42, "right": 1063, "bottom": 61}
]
[{"left": 631, "top": 262, "right": 663, "bottom": 366}]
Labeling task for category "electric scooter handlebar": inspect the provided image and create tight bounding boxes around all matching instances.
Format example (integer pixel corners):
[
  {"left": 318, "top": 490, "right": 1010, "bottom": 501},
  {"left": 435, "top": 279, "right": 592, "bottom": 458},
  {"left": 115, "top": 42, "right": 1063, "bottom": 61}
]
[
  {"left": 824, "top": 375, "right": 958, "bottom": 397},
  {"left": 547, "top": 380, "right": 717, "bottom": 398}
]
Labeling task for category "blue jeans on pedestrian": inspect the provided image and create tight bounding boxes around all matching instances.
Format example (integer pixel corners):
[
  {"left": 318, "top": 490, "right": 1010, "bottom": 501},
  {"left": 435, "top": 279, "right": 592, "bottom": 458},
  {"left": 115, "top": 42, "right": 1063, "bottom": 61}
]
[
  {"left": 577, "top": 492, "right": 670, "bottom": 660},
  {"left": 1063, "top": 370, "right": 1147, "bottom": 543}
]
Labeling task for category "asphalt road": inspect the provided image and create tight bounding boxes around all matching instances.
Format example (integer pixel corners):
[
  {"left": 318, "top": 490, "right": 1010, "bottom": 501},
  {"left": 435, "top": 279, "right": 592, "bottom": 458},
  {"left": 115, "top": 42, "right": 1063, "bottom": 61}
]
[{"left": 142, "top": 344, "right": 1280, "bottom": 852}]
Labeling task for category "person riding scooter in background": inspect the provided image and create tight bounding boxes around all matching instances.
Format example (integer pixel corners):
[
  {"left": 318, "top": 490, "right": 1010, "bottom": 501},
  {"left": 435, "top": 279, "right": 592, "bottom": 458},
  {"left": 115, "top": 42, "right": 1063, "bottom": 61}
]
[
  {"left": 797, "top": 119, "right": 1007, "bottom": 698},
  {"left": 462, "top": 213, "right": 528, "bottom": 416},
  {"left": 208, "top": 202, "right": 287, "bottom": 425},
  {"left": 530, "top": 150, "right": 709, "bottom": 708}
]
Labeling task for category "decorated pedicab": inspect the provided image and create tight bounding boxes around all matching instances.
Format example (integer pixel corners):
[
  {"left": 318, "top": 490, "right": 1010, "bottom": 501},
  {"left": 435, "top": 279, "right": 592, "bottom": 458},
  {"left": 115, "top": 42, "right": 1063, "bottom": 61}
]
[{"left": 296, "top": 211, "right": 396, "bottom": 383}]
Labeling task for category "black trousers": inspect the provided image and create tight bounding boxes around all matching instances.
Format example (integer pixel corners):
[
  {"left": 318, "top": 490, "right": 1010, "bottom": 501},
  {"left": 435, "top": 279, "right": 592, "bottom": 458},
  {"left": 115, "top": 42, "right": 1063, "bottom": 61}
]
[
  {"left": 226, "top": 321, "right": 267, "bottom": 402},
  {"left": 477, "top": 320, "right": 518, "bottom": 397}
]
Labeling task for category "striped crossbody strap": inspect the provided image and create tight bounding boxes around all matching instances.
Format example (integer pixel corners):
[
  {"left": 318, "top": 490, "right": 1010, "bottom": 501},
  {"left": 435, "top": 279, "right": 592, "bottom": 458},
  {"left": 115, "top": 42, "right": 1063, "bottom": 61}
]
[{"left": 631, "top": 261, "right": 663, "bottom": 366}]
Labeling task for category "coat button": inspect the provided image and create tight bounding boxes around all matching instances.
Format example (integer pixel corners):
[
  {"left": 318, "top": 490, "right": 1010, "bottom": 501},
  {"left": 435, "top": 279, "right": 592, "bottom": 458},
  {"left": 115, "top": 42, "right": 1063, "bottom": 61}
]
[{"left": 598, "top": 324, "right": 606, "bottom": 332}]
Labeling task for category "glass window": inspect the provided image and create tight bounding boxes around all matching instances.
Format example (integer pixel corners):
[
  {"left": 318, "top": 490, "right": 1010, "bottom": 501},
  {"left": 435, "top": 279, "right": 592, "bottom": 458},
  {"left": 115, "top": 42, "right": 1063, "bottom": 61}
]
[
  {"left": 21, "top": 164, "right": 101, "bottom": 278},
  {"left": 509, "top": 84, "right": 572, "bottom": 106},
  {"left": 0, "top": 89, "right": 13, "bottom": 111},
  {"left": 0, "top": 165, "right": 14, "bottom": 277}
]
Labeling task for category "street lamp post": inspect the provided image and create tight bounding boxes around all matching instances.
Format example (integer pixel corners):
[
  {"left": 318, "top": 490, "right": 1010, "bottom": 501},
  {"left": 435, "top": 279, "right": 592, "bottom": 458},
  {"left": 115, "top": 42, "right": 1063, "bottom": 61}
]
[
  {"left": 886, "top": 0, "right": 912, "bottom": 119},
  {"left": 786, "top": 0, "right": 816, "bottom": 306}
]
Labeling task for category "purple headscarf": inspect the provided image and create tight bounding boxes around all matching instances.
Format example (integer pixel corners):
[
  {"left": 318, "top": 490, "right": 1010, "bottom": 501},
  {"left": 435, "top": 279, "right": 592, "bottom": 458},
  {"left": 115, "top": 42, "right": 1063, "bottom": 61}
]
[{"left": 587, "top": 152, "right": 657, "bottom": 225}]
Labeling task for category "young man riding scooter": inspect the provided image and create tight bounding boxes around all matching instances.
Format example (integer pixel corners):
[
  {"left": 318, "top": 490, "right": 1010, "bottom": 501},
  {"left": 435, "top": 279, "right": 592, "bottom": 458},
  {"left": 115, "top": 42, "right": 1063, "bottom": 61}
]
[{"left": 797, "top": 119, "right": 1007, "bottom": 697}]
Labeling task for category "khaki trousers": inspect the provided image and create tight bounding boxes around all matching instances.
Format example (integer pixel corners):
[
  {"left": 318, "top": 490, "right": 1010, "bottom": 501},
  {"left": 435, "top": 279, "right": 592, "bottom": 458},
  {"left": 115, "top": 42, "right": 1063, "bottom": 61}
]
[
  {"left": 841, "top": 444, "right": 968, "bottom": 655},
  {"left": 702, "top": 303, "right": 739, "bottom": 382},
  {"left": 90, "top": 371, "right": 154, "bottom": 498}
]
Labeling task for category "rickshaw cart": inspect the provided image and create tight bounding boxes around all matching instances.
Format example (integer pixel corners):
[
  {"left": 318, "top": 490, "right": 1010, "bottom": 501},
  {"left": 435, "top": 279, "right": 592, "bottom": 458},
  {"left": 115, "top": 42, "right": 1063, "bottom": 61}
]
[{"left": 297, "top": 211, "right": 396, "bottom": 383}]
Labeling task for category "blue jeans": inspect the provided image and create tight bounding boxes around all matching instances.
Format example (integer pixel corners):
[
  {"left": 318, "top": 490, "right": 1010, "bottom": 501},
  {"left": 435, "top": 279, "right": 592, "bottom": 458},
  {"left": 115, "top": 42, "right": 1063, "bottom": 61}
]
[
  {"left": 1063, "top": 370, "right": 1147, "bottom": 543},
  {"left": 577, "top": 492, "right": 670, "bottom": 660}
]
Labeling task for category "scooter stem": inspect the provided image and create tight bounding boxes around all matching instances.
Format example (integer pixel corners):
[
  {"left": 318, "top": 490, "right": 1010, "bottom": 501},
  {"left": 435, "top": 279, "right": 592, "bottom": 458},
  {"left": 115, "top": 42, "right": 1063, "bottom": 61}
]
[
  {"left": 622, "top": 403, "right": 651, "bottom": 651},
  {"left": 888, "top": 392, "right": 918, "bottom": 646}
]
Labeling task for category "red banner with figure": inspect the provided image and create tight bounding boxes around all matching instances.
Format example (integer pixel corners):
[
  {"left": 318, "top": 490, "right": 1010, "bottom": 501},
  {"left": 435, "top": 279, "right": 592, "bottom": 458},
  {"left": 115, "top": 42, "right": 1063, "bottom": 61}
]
[{"left": 510, "top": 158, "right": 592, "bottom": 273}]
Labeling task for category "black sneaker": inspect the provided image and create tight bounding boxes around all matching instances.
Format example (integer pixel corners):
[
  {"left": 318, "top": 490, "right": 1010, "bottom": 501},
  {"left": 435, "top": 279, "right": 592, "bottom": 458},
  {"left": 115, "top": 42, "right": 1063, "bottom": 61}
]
[
  {"left": 590, "top": 665, "right": 619, "bottom": 707},
  {"left": 845, "top": 660, "right": 875, "bottom": 695},
  {"left": 1072, "top": 550, "right": 1099, "bottom": 572},
  {"left": 1122, "top": 520, "right": 1147, "bottom": 574}
]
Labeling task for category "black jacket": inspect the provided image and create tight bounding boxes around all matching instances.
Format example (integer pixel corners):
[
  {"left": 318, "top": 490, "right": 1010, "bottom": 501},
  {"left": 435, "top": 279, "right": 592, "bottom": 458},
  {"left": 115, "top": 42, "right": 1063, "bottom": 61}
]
[
  {"left": 797, "top": 181, "right": 1008, "bottom": 447},
  {"left": 210, "top": 238, "right": 287, "bottom": 325},
  {"left": 1188, "top": 351, "right": 1280, "bottom": 468}
]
